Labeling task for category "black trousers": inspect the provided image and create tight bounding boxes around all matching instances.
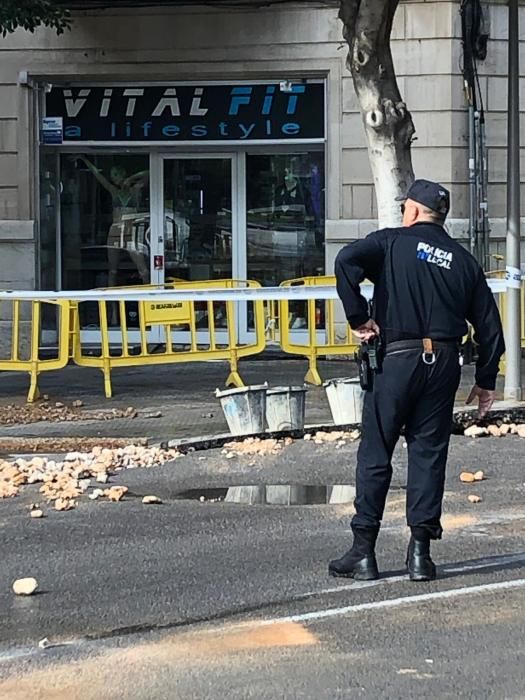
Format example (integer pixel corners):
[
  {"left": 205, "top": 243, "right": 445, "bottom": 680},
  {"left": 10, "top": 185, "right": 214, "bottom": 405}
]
[{"left": 352, "top": 347, "right": 461, "bottom": 540}]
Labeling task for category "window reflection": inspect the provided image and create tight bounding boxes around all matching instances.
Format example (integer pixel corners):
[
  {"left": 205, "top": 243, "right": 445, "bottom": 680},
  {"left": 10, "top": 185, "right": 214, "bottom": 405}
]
[
  {"left": 60, "top": 153, "right": 150, "bottom": 329},
  {"left": 60, "top": 154, "right": 150, "bottom": 291},
  {"left": 246, "top": 152, "right": 325, "bottom": 287},
  {"left": 246, "top": 152, "right": 325, "bottom": 330},
  {"left": 163, "top": 158, "right": 232, "bottom": 281}
]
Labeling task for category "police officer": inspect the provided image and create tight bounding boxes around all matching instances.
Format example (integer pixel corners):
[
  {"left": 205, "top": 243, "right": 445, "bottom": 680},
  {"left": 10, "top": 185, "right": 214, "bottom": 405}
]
[{"left": 329, "top": 179, "right": 505, "bottom": 582}]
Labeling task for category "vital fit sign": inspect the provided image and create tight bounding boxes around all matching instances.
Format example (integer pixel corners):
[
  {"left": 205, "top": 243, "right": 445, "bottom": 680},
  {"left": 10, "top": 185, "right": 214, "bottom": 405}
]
[{"left": 44, "top": 83, "right": 325, "bottom": 142}]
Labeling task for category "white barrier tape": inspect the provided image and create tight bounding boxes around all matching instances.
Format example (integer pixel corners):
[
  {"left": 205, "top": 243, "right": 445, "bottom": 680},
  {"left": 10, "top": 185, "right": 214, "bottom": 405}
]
[
  {"left": 0, "top": 279, "right": 508, "bottom": 303},
  {"left": 0, "top": 285, "right": 369, "bottom": 303}
]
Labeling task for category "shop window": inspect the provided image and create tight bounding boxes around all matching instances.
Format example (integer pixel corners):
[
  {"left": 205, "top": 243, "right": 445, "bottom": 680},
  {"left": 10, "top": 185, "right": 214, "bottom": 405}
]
[
  {"left": 246, "top": 152, "right": 325, "bottom": 329},
  {"left": 59, "top": 153, "right": 150, "bottom": 291},
  {"left": 246, "top": 152, "right": 324, "bottom": 286}
]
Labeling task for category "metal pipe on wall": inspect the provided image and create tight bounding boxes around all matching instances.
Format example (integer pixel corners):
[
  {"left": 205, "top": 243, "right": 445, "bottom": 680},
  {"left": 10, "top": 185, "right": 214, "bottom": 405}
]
[
  {"left": 468, "top": 103, "right": 477, "bottom": 257},
  {"left": 479, "top": 113, "right": 489, "bottom": 269},
  {"left": 504, "top": 0, "right": 522, "bottom": 401}
]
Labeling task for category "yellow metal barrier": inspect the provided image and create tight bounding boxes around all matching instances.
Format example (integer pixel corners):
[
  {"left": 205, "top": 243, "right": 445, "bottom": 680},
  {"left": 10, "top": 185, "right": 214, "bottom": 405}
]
[
  {"left": 0, "top": 298, "right": 71, "bottom": 402},
  {"left": 71, "top": 279, "right": 265, "bottom": 398},
  {"left": 279, "top": 276, "right": 359, "bottom": 385}
]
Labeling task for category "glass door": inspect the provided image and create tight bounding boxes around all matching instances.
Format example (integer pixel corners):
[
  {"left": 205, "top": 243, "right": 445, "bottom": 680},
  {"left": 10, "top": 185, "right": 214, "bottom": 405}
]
[
  {"left": 161, "top": 156, "right": 233, "bottom": 283},
  {"left": 154, "top": 154, "right": 237, "bottom": 345}
]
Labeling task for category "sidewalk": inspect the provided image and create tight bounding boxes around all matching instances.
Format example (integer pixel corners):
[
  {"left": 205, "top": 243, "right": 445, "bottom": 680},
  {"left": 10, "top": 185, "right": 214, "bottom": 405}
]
[{"left": 0, "top": 356, "right": 517, "bottom": 443}]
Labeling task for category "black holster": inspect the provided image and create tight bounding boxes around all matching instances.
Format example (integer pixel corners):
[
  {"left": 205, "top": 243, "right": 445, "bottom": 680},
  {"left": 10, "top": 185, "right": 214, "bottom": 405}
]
[{"left": 356, "top": 337, "right": 383, "bottom": 390}]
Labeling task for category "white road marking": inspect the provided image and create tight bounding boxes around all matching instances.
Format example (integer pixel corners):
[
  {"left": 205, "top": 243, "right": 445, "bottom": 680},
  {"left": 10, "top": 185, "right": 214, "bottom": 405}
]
[{"left": 257, "top": 578, "right": 525, "bottom": 627}]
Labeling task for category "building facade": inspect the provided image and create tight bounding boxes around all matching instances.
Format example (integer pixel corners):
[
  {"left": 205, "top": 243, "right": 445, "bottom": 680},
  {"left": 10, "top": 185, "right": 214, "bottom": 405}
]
[{"left": 0, "top": 0, "right": 524, "bottom": 316}]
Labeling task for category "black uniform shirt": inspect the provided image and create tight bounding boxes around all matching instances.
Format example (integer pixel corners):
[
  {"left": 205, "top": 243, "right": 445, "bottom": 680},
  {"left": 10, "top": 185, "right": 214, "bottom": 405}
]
[{"left": 335, "top": 222, "right": 505, "bottom": 390}]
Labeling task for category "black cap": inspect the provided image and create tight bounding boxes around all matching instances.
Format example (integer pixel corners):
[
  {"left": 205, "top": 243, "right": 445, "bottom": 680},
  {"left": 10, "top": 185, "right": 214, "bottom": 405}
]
[{"left": 396, "top": 179, "right": 450, "bottom": 218}]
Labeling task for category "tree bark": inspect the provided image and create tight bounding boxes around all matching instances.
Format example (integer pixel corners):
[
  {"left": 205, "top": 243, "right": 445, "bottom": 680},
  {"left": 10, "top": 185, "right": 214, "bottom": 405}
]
[{"left": 339, "top": 0, "right": 415, "bottom": 228}]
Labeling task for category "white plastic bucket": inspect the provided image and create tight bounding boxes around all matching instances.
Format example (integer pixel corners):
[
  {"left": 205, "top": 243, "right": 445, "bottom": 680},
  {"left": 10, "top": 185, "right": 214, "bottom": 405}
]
[
  {"left": 266, "top": 386, "right": 307, "bottom": 432},
  {"left": 215, "top": 384, "right": 267, "bottom": 436},
  {"left": 324, "top": 377, "right": 365, "bottom": 425}
]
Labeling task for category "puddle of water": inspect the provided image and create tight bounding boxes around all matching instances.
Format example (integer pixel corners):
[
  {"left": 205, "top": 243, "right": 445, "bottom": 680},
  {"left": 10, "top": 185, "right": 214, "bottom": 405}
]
[{"left": 176, "top": 484, "right": 355, "bottom": 506}]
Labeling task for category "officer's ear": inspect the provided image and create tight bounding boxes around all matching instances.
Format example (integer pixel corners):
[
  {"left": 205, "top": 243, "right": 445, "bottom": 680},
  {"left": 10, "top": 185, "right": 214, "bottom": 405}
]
[{"left": 403, "top": 199, "right": 419, "bottom": 226}]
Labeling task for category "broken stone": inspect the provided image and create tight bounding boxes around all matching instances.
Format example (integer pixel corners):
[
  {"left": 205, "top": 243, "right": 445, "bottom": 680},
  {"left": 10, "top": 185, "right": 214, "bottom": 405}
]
[
  {"left": 55, "top": 498, "right": 75, "bottom": 511},
  {"left": 314, "top": 431, "right": 345, "bottom": 443},
  {"left": 139, "top": 411, "right": 162, "bottom": 419},
  {"left": 72, "top": 400, "right": 83, "bottom": 408},
  {"left": 464, "top": 425, "right": 488, "bottom": 438},
  {"left": 142, "top": 495, "right": 162, "bottom": 505},
  {"left": 468, "top": 494, "right": 482, "bottom": 504},
  {"left": 460, "top": 471, "right": 476, "bottom": 483},
  {"left": 65, "top": 452, "right": 83, "bottom": 462},
  {"left": 487, "top": 425, "right": 501, "bottom": 437},
  {"left": 473, "top": 470, "right": 485, "bottom": 481},
  {"left": 30, "top": 509, "right": 44, "bottom": 519},
  {"left": 303, "top": 434, "right": 312, "bottom": 441},
  {"left": 13, "top": 577, "right": 38, "bottom": 596},
  {"left": 1, "top": 466, "right": 26, "bottom": 487},
  {"left": 104, "top": 486, "right": 128, "bottom": 502},
  {"left": 0, "top": 482, "right": 19, "bottom": 498},
  {"left": 224, "top": 437, "right": 282, "bottom": 457},
  {"left": 40, "top": 478, "right": 82, "bottom": 501},
  {"left": 38, "top": 638, "right": 52, "bottom": 649}
]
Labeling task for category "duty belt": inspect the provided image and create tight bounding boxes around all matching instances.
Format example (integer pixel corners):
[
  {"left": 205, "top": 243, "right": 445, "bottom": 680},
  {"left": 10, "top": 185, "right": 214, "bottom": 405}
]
[{"left": 385, "top": 338, "right": 459, "bottom": 366}]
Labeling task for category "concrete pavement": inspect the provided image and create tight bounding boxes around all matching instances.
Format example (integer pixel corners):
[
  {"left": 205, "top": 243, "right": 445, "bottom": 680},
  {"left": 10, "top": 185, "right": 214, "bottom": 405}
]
[{"left": 0, "top": 357, "right": 517, "bottom": 443}]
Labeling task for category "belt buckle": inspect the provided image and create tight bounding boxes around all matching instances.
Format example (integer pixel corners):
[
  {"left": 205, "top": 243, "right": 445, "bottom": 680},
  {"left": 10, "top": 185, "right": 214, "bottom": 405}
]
[{"left": 422, "top": 338, "right": 436, "bottom": 366}]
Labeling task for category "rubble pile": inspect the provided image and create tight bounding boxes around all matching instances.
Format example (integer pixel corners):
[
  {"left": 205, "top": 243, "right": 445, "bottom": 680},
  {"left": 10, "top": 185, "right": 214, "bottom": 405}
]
[
  {"left": 0, "top": 444, "right": 180, "bottom": 510},
  {"left": 0, "top": 437, "right": 146, "bottom": 454},
  {"left": 464, "top": 423, "right": 525, "bottom": 438},
  {"left": 0, "top": 399, "right": 140, "bottom": 426},
  {"left": 222, "top": 437, "right": 293, "bottom": 457},
  {"left": 304, "top": 429, "right": 360, "bottom": 449}
]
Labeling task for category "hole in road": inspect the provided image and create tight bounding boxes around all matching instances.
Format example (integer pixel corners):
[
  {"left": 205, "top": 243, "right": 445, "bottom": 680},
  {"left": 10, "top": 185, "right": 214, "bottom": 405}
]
[{"left": 175, "top": 484, "right": 355, "bottom": 505}]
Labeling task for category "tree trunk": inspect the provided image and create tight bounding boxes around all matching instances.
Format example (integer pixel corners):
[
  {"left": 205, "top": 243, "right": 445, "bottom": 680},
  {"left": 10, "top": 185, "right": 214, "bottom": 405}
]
[{"left": 339, "top": 0, "right": 415, "bottom": 228}]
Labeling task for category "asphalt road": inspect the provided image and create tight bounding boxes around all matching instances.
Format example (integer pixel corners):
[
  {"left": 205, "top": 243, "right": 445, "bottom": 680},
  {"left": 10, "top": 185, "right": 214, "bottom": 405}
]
[{"left": 1, "top": 436, "right": 524, "bottom": 698}]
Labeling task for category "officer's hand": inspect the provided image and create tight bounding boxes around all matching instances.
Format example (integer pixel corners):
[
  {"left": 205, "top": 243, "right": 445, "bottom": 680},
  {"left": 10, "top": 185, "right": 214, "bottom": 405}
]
[
  {"left": 353, "top": 319, "right": 380, "bottom": 342},
  {"left": 466, "top": 384, "right": 496, "bottom": 419}
]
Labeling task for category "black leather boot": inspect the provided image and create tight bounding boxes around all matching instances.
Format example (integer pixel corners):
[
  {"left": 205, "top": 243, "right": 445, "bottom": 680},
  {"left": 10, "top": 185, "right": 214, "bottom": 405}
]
[
  {"left": 406, "top": 527, "right": 436, "bottom": 581},
  {"left": 328, "top": 526, "right": 379, "bottom": 580}
]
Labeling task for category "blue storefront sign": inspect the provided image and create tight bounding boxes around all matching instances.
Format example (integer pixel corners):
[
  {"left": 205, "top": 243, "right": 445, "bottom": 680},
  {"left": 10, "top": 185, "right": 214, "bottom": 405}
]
[{"left": 44, "top": 82, "right": 325, "bottom": 142}]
